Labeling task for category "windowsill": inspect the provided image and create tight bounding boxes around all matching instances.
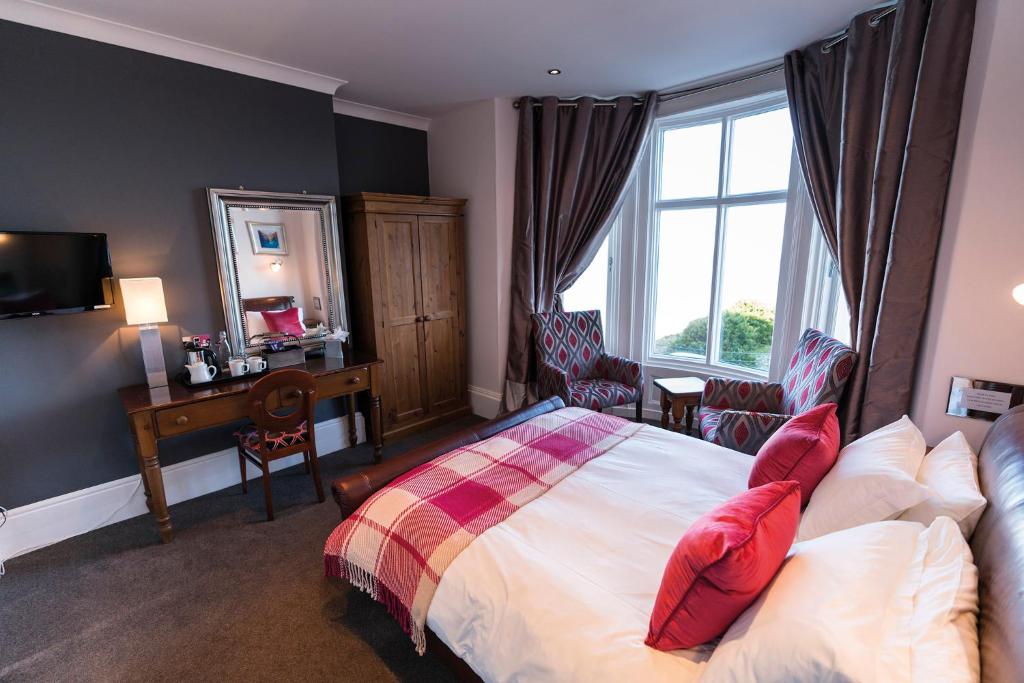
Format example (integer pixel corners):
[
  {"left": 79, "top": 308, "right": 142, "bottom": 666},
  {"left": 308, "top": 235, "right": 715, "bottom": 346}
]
[{"left": 644, "top": 354, "right": 770, "bottom": 382}]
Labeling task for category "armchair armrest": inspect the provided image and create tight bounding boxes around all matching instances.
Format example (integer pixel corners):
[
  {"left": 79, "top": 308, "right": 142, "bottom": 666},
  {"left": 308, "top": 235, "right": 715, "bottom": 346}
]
[
  {"left": 537, "top": 361, "right": 571, "bottom": 404},
  {"left": 713, "top": 410, "right": 792, "bottom": 455},
  {"left": 702, "top": 377, "right": 784, "bottom": 413},
  {"left": 598, "top": 353, "right": 644, "bottom": 390}
]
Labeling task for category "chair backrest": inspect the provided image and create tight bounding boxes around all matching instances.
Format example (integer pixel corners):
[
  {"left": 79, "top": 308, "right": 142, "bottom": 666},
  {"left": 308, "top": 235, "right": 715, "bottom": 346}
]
[
  {"left": 780, "top": 328, "right": 857, "bottom": 415},
  {"left": 531, "top": 309, "right": 606, "bottom": 381},
  {"left": 247, "top": 369, "right": 317, "bottom": 435}
]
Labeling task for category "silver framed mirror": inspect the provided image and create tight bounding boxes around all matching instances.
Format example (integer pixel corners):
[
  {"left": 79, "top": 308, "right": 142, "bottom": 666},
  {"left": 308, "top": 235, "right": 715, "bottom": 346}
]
[{"left": 206, "top": 188, "right": 349, "bottom": 356}]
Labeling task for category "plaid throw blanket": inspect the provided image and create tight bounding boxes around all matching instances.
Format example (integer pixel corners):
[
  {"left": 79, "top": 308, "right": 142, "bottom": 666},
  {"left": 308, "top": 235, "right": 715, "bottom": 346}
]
[{"left": 324, "top": 407, "right": 642, "bottom": 653}]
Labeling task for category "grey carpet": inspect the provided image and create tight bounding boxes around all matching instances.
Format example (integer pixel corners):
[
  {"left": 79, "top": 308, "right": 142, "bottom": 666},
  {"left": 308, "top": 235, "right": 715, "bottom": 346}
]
[{"left": 0, "top": 416, "right": 486, "bottom": 682}]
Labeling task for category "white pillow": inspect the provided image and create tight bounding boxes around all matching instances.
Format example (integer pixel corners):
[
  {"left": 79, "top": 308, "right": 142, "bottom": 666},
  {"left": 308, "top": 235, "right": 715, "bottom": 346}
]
[
  {"left": 701, "top": 517, "right": 979, "bottom": 683},
  {"left": 900, "top": 431, "right": 987, "bottom": 538},
  {"left": 798, "top": 415, "right": 929, "bottom": 541}
]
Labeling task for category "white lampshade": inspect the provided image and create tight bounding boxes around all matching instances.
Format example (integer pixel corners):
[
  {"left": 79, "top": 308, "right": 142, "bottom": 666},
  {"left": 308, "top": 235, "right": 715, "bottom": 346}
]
[
  {"left": 120, "top": 277, "right": 168, "bottom": 326},
  {"left": 1013, "top": 283, "right": 1024, "bottom": 306}
]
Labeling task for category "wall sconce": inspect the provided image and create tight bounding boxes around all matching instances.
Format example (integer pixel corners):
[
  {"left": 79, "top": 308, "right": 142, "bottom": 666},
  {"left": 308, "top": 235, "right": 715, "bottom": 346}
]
[
  {"left": 270, "top": 259, "right": 283, "bottom": 272},
  {"left": 1013, "top": 283, "right": 1024, "bottom": 306},
  {"left": 120, "top": 277, "right": 169, "bottom": 388}
]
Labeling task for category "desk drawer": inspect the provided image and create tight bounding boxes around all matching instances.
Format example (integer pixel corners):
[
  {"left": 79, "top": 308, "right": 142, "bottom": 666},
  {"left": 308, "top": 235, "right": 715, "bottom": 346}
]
[
  {"left": 155, "top": 395, "right": 249, "bottom": 438},
  {"left": 318, "top": 367, "right": 370, "bottom": 397}
]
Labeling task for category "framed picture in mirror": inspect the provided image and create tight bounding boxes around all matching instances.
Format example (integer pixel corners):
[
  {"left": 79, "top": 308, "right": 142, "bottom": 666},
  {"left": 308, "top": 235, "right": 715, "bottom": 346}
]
[{"left": 246, "top": 221, "right": 288, "bottom": 255}]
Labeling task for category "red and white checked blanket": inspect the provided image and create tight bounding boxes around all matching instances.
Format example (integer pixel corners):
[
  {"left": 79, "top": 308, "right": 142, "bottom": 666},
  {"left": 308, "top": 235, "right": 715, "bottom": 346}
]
[{"left": 323, "top": 407, "right": 642, "bottom": 653}]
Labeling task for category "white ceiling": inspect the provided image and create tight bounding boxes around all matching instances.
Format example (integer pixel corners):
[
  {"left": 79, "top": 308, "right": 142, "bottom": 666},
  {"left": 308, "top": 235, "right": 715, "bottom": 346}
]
[{"left": 12, "top": 0, "right": 870, "bottom": 115}]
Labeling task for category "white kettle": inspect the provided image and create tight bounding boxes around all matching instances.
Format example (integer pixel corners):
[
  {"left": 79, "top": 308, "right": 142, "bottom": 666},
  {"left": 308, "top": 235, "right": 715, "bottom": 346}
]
[{"left": 186, "top": 361, "right": 217, "bottom": 384}]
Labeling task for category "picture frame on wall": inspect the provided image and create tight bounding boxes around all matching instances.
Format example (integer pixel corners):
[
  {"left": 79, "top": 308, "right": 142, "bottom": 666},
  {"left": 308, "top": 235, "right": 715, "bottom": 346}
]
[{"left": 246, "top": 221, "right": 288, "bottom": 255}]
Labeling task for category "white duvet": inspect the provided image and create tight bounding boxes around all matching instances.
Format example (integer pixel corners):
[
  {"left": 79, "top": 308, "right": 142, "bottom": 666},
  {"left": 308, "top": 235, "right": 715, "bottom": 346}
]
[{"left": 425, "top": 424, "right": 754, "bottom": 683}]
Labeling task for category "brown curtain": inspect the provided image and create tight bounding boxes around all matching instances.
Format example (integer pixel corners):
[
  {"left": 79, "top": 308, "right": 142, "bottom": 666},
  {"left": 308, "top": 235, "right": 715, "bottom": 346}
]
[
  {"left": 502, "top": 93, "right": 657, "bottom": 410},
  {"left": 785, "top": 0, "right": 976, "bottom": 440}
]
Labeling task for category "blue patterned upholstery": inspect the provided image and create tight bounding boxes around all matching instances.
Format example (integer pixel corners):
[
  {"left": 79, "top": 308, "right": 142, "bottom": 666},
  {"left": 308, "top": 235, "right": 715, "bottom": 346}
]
[
  {"left": 532, "top": 310, "right": 643, "bottom": 414},
  {"left": 699, "top": 329, "right": 856, "bottom": 454}
]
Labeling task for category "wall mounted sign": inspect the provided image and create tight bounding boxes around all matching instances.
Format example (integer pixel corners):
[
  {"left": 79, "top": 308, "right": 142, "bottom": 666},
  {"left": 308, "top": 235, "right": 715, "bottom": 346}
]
[{"left": 947, "top": 376, "right": 1024, "bottom": 422}]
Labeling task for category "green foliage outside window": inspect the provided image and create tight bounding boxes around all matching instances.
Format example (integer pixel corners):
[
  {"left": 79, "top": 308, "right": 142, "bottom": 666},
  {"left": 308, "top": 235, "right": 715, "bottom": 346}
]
[{"left": 654, "top": 300, "right": 774, "bottom": 371}]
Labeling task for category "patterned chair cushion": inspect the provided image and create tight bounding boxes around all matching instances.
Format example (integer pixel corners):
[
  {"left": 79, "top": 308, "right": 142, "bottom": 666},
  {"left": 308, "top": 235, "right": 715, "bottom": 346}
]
[
  {"left": 532, "top": 310, "right": 606, "bottom": 381},
  {"left": 699, "top": 406, "right": 725, "bottom": 442},
  {"left": 235, "top": 421, "right": 308, "bottom": 453},
  {"left": 780, "top": 329, "right": 857, "bottom": 415},
  {"left": 702, "top": 377, "right": 784, "bottom": 413},
  {"left": 568, "top": 378, "right": 642, "bottom": 411},
  {"left": 712, "top": 411, "right": 792, "bottom": 456}
]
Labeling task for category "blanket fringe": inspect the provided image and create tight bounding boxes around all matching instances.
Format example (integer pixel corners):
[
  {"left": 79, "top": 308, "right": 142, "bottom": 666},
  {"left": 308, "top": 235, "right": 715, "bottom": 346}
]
[{"left": 328, "top": 555, "right": 428, "bottom": 655}]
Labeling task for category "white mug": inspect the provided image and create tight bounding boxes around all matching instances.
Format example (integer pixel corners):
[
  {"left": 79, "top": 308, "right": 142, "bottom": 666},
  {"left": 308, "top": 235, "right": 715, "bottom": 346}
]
[
  {"left": 228, "top": 358, "right": 249, "bottom": 376},
  {"left": 246, "top": 356, "right": 267, "bottom": 373},
  {"left": 186, "top": 362, "right": 217, "bottom": 384}
]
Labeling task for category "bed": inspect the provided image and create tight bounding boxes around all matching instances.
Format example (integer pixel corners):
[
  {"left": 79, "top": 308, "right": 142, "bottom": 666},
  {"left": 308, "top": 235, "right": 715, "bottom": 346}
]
[{"left": 328, "top": 397, "right": 1024, "bottom": 682}]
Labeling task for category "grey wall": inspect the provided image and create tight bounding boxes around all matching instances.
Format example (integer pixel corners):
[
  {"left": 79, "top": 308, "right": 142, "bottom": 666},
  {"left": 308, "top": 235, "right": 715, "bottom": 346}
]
[
  {"left": 335, "top": 114, "right": 429, "bottom": 196},
  {"left": 0, "top": 21, "right": 349, "bottom": 509}
]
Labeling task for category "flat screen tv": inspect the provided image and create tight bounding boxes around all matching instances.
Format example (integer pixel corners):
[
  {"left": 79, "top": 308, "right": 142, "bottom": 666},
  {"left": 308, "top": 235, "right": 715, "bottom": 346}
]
[{"left": 0, "top": 230, "right": 114, "bottom": 319}]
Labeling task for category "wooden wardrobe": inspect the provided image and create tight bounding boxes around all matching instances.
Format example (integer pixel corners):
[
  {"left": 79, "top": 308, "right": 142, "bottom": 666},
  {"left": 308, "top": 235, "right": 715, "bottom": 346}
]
[{"left": 343, "top": 193, "right": 469, "bottom": 439}]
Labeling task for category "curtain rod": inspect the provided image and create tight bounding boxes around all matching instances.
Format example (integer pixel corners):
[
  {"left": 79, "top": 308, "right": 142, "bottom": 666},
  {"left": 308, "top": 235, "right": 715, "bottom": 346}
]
[
  {"left": 512, "top": 63, "right": 784, "bottom": 109},
  {"left": 512, "top": 2, "right": 898, "bottom": 109},
  {"left": 821, "top": 4, "right": 897, "bottom": 53}
]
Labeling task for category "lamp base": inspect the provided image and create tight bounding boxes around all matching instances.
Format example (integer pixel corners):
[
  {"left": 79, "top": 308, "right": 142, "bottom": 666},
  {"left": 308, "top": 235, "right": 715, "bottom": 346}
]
[{"left": 139, "top": 324, "right": 168, "bottom": 389}]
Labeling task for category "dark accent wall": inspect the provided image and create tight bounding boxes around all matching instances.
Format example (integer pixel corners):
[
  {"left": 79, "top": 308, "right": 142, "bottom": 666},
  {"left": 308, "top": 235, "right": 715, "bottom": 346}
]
[
  {"left": 0, "top": 21, "right": 347, "bottom": 509},
  {"left": 335, "top": 115, "right": 429, "bottom": 196}
]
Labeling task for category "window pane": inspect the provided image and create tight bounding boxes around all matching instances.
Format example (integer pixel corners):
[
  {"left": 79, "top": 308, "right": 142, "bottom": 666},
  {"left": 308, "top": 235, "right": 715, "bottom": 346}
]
[
  {"left": 831, "top": 293, "right": 852, "bottom": 347},
  {"left": 660, "top": 122, "right": 722, "bottom": 200},
  {"left": 562, "top": 236, "right": 609, "bottom": 324},
  {"left": 727, "top": 108, "right": 793, "bottom": 195},
  {"left": 652, "top": 208, "right": 717, "bottom": 357},
  {"left": 716, "top": 203, "right": 786, "bottom": 371}
]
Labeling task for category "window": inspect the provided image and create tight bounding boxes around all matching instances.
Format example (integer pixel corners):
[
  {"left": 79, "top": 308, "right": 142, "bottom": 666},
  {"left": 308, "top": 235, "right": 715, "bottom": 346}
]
[
  {"left": 649, "top": 99, "right": 793, "bottom": 373},
  {"left": 562, "top": 235, "right": 610, "bottom": 324}
]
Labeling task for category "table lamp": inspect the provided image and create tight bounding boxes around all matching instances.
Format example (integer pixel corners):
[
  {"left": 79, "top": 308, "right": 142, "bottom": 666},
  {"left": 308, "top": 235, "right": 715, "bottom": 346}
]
[{"left": 121, "top": 277, "right": 169, "bottom": 388}]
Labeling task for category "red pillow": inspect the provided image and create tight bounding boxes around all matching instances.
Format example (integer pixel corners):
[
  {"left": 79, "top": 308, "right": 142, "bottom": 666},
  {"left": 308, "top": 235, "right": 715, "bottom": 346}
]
[
  {"left": 749, "top": 403, "right": 840, "bottom": 507},
  {"left": 645, "top": 480, "right": 801, "bottom": 651},
  {"left": 261, "top": 308, "right": 305, "bottom": 336}
]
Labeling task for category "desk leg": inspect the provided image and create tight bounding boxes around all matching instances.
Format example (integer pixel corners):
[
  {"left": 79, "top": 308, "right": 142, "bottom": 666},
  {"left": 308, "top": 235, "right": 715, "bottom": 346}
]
[
  {"left": 685, "top": 403, "right": 697, "bottom": 436},
  {"left": 369, "top": 364, "right": 384, "bottom": 463},
  {"left": 659, "top": 392, "right": 670, "bottom": 429},
  {"left": 370, "top": 395, "right": 383, "bottom": 463},
  {"left": 130, "top": 412, "right": 173, "bottom": 543},
  {"left": 346, "top": 394, "right": 358, "bottom": 448}
]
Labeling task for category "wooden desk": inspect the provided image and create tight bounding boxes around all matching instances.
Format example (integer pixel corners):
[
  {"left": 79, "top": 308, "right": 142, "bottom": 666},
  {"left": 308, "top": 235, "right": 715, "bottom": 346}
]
[
  {"left": 654, "top": 377, "right": 706, "bottom": 436},
  {"left": 118, "top": 353, "right": 384, "bottom": 543}
]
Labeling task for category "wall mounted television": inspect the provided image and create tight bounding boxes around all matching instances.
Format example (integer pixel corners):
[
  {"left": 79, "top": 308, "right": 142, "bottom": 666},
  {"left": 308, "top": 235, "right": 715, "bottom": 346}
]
[{"left": 0, "top": 230, "right": 114, "bottom": 320}]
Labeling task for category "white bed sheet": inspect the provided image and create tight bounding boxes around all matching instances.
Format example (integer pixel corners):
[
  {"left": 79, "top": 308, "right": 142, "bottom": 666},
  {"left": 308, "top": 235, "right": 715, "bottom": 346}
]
[{"left": 425, "top": 424, "right": 755, "bottom": 683}]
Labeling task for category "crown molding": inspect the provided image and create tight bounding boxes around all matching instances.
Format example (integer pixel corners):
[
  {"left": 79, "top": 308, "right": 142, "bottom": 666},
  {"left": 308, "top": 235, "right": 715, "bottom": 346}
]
[
  {"left": 333, "top": 98, "right": 431, "bottom": 131},
  {"left": 0, "top": 0, "right": 347, "bottom": 94}
]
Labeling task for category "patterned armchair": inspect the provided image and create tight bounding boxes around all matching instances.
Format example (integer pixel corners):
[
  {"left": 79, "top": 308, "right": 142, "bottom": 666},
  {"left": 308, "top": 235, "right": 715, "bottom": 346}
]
[
  {"left": 698, "top": 328, "right": 857, "bottom": 454},
  {"left": 532, "top": 310, "right": 644, "bottom": 421}
]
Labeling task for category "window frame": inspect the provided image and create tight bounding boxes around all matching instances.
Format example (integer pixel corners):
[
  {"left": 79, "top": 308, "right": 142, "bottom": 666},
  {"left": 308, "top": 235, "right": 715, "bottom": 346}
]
[{"left": 639, "top": 91, "right": 808, "bottom": 380}]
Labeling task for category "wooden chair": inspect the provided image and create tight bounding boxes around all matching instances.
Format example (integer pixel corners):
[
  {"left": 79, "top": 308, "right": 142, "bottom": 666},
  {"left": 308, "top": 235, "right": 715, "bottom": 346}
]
[{"left": 235, "top": 369, "right": 324, "bottom": 520}]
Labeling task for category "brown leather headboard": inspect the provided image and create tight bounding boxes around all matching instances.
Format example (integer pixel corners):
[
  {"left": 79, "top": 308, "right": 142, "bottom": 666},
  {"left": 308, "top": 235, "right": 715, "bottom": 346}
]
[
  {"left": 971, "top": 404, "right": 1024, "bottom": 682},
  {"left": 242, "top": 295, "right": 295, "bottom": 312}
]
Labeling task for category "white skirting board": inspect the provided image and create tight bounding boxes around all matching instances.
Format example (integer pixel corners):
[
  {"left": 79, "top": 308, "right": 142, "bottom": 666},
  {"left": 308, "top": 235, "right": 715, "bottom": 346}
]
[
  {"left": 468, "top": 384, "right": 503, "bottom": 419},
  {"left": 0, "top": 412, "right": 365, "bottom": 567}
]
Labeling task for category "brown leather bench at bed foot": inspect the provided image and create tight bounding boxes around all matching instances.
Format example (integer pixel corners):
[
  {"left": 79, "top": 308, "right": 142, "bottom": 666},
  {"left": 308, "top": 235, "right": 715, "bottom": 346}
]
[{"left": 330, "top": 397, "right": 566, "bottom": 519}]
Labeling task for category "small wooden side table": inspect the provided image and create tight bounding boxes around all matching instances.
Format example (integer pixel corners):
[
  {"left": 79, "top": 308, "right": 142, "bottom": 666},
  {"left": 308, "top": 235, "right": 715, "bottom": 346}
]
[{"left": 654, "top": 377, "right": 706, "bottom": 436}]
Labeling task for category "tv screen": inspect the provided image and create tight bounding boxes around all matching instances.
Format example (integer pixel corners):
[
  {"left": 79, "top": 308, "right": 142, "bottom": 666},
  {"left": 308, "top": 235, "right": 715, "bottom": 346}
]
[{"left": 0, "top": 231, "right": 114, "bottom": 319}]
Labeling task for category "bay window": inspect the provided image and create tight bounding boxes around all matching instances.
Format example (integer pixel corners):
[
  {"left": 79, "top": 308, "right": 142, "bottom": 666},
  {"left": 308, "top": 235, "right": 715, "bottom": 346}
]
[{"left": 563, "top": 84, "right": 847, "bottom": 413}]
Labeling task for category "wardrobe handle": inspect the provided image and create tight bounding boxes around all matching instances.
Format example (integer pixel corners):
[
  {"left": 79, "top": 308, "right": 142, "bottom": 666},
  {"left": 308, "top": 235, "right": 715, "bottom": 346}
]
[
  {"left": 415, "top": 315, "right": 424, "bottom": 322},
  {"left": 422, "top": 314, "right": 432, "bottom": 322},
  {"left": 175, "top": 416, "right": 189, "bottom": 426}
]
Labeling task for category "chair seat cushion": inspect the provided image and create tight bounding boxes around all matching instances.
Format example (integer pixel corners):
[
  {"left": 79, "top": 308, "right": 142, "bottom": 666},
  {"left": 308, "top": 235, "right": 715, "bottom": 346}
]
[
  {"left": 698, "top": 406, "right": 725, "bottom": 441},
  {"left": 235, "top": 421, "right": 308, "bottom": 452},
  {"left": 568, "top": 378, "right": 641, "bottom": 411}
]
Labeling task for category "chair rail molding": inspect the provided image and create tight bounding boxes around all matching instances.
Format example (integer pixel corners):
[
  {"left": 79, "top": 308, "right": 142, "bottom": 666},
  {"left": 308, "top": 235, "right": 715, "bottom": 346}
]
[
  {"left": 0, "top": 0, "right": 347, "bottom": 94},
  {"left": 0, "top": 413, "right": 365, "bottom": 567}
]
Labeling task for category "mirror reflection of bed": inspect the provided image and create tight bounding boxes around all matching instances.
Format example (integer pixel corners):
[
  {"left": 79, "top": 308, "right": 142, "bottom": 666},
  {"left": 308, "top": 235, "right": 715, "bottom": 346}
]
[{"left": 229, "top": 207, "right": 330, "bottom": 344}]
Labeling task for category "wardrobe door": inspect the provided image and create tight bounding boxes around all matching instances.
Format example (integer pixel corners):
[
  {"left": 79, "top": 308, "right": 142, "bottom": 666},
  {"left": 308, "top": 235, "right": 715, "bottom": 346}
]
[
  {"left": 417, "top": 215, "right": 465, "bottom": 414},
  {"left": 375, "top": 214, "right": 428, "bottom": 426}
]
